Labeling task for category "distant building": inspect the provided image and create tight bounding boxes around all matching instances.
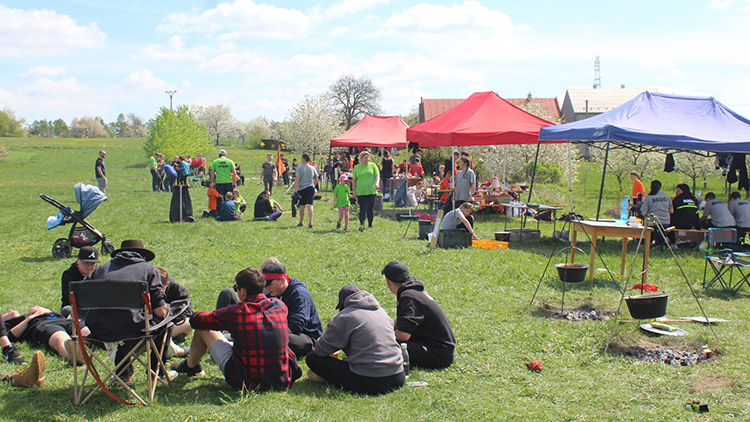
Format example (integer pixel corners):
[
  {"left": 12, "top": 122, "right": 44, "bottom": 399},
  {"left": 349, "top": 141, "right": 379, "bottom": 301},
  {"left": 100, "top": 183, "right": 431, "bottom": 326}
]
[
  {"left": 560, "top": 87, "right": 646, "bottom": 156},
  {"left": 418, "top": 93, "right": 562, "bottom": 123}
]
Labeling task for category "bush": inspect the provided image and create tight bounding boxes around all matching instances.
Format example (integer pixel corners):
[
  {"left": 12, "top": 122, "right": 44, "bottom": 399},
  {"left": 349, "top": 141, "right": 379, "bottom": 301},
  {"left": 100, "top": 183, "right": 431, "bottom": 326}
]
[{"left": 520, "top": 161, "right": 562, "bottom": 183}]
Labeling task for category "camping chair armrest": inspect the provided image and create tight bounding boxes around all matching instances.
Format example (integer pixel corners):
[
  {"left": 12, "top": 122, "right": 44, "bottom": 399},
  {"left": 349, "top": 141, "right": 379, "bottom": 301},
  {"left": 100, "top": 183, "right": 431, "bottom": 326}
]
[{"left": 143, "top": 303, "right": 190, "bottom": 334}]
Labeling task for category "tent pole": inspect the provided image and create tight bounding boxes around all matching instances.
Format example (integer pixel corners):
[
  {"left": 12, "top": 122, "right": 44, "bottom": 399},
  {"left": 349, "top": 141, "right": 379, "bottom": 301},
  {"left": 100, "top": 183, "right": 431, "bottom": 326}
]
[
  {"left": 595, "top": 142, "right": 610, "bottom": 221},
  {"left": 526, "top": 139, "right": 542, "bottom": 205},
  {"left": 451, "top": 146, "right": 456, "bottom": 210},
  {"left": 568, "top": 141, "right": 573, "bottom": 212}
]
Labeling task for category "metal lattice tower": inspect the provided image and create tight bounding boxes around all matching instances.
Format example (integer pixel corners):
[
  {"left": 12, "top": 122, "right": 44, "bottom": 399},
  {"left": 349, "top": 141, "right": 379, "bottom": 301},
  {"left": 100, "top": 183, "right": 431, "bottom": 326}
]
[{"left": 593, "top": 56, "right": 601, "bottom": 88}]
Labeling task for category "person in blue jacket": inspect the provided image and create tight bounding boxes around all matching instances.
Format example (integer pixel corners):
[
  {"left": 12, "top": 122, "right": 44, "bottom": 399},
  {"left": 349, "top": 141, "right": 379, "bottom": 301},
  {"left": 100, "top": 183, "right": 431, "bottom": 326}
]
[{"left": 215, "top": 191, "right": 241, "bottom": 221}]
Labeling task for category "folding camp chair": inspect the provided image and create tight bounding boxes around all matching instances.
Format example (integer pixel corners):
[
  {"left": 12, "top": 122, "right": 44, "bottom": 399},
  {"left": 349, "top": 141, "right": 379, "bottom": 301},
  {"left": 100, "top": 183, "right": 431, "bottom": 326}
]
[
  {"left": 69, "top": 279, "right": 186, "bottom": 406},
  {"left": 703, "top": 228, "right": 750, "bottom": 294}
]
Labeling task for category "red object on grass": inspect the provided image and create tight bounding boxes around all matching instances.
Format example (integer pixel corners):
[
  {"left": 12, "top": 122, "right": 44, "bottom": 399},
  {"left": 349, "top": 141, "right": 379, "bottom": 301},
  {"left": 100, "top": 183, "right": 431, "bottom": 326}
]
[
  {"left": 526, "top": 360, "right": 543, "bottom": 372},
  {"left": 632, "top": 283, "right": 659, "bottom": 292}
]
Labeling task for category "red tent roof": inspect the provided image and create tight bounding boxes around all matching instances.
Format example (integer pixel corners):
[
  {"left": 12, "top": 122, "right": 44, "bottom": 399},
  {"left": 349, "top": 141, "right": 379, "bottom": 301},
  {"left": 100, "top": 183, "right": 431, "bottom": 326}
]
[
  {"left": 330, "top": 115, "right": 408, "bottom": 148},
  {"left": 408, "top": 91, "right": 559, "bottom": 147}
]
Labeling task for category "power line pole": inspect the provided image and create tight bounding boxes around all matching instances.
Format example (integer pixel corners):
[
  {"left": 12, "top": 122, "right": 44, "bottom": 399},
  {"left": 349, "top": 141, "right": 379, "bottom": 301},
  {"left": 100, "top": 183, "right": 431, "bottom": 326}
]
[
  {"left": 165, "top": 90, "right": 177, "bottom": 110},
  {"left": 593, "top": 56, "right": 601, "bottom": 89}
]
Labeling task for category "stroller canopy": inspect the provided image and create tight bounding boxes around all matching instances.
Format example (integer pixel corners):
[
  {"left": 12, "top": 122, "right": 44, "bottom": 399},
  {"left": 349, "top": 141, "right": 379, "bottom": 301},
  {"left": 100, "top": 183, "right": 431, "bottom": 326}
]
[{"left": 75, "top": 183, "right": 107, "bottom": 218}]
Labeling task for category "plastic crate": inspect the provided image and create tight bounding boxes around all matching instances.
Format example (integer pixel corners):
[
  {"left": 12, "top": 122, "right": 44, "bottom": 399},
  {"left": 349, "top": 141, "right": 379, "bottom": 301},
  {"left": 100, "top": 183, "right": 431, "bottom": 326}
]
[{"left": 472, "top": 240, "right": 509, "bottom": 250}]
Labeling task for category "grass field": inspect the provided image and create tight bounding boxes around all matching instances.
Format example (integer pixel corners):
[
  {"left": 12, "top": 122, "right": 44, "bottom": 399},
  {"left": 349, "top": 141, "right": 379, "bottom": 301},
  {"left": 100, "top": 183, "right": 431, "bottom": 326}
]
[{"left": 1, "top": 137, "right": 749, "bottom": 421}]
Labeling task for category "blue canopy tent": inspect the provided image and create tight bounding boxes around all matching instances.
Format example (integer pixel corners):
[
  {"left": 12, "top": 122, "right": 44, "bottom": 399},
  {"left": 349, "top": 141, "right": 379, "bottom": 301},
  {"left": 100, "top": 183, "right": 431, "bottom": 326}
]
[{"left": 534, "top": 91, "right": 750, "bottom": 219}]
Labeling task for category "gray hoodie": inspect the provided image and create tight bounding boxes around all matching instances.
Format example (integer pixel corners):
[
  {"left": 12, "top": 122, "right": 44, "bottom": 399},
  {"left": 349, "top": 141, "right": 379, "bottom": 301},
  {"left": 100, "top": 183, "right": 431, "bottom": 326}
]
[{"left": 311, "top": 290, "right": 403, "bottom": 377}]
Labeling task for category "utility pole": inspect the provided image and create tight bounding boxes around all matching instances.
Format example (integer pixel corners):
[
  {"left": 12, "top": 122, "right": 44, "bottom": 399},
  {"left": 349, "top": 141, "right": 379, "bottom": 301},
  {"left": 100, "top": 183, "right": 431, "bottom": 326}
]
[
  {"left": 165, "top": 90, "right": 177, "bottom": 110},
  {"left": 593, "top": 56, "right": 601, "bottom": 89}
]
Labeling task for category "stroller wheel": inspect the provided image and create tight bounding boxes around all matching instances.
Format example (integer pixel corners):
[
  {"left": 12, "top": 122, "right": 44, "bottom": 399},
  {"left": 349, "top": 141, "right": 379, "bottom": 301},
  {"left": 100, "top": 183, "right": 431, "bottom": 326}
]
[
  {"left": 52, "top": 238, "right": 72, "bottom": 259},
  {"left": 101, "top": 239, "right": 115, "bottom": 256}
]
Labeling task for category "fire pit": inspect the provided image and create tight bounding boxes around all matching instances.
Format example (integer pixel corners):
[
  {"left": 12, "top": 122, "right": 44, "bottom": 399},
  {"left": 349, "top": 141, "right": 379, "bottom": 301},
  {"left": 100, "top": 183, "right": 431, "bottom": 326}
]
[
  {"left": 542, "top": 304, "right": 610, "bottom": 321},
  {"left": 618, "top": 341, "right": 714, "bottom": 366}
]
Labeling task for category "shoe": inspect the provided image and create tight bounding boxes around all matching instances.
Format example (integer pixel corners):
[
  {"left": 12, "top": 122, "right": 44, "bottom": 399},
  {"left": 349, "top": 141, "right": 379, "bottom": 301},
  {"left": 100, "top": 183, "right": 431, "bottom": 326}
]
[
  {"left": 109, "top": 376, "right": 133, "bottom": 387},
  {"left": 64, "top": 339, "right": 86, "bottom": 365},
  {"left": 336, "top": 222, "right": 341, "bottom": 229},
  {"left": 2, "top": 344, "right": 26, "bottom": 365},
  {"left": 359, "top": 225, "right": 365, "bottom": 232},
  {"left": 297, "top": 223, "right": 303, "bottom": 227},
  {"left": 161, "top": 370, "right": 178, "bottom": 382},
  {"left": 167, "top": 339, "right": 185, "bottom": 359},
  {"left": 307, "top": 369, "right": 326, "bottom": 383},
  {"left": 308, "top": 224, "right": 314, "bottom": 229},
  {"left": 10, "top": 351, "right": 45, "bottom": 388},
  {"left": 171, "top": 359, "right": 205, "bottom": 377},
  {"left": 344, "top": 227, "right": 349, "bottom": 232}
]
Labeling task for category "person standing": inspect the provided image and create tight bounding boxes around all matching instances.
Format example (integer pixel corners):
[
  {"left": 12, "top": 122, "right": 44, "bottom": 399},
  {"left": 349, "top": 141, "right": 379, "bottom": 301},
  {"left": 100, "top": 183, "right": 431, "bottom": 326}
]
[
  {"left": 95, "top": 150, "right": 106, "bottom": 193},
  {"left": 454, "top": 157, "right": 476, "bottom": 209},
  {"left": 352, "top": 151, "right": 380, "bottom": 232},
  {"left": 333, "top": 174, "right": 351, "bottom": 230},
  {"left": 630, "top": 170, "right": 646, "bottom": 216},
  {"left": 260, "top": 153, "right": 277, "bottom": 194},
  {"left": 382, "top": 261, "right": 455, "bottom": 369},
  {"left": 209, "top": 150, "right": 237, "bottom": 198},
  {"left": 293, "top": 153, "right": 319, "bottom": 229},
  {"left": 280, "top": 154, "right": 290, "bottom": 185},
  {"left": 381, "top": 151, "right": 393, "bottom": 198},
  {"left": 149, "top": 153, "right": 162, "bottom": 192},
  {"left": 306, "top": 284, "right": 405, "bottom": 395}
]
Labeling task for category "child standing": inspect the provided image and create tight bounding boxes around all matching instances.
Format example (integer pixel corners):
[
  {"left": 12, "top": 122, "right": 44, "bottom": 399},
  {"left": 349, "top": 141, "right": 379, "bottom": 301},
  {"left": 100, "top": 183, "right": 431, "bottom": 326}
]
[
  {"left": 333, "top": 174, "right": 351, "bottom": 230},
  {"left": 204, "top": 181, "right": 221, "bottom": 217}
]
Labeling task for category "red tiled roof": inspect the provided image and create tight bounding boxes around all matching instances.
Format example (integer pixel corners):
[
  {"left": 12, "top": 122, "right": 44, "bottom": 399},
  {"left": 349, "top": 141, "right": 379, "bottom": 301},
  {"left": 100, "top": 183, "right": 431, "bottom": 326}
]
[{"left": 420, "top": 96, "right": 561, "bottom": 123}]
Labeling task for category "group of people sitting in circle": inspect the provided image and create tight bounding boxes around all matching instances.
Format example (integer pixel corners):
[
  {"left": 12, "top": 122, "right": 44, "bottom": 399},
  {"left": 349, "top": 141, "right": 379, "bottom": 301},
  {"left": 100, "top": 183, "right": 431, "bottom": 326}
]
[
  {"left": 2, "top": 240, "right": 455, "bottom": 395},
  {"left": 630, "top": 170, "right": 750, "bottom": 247}
]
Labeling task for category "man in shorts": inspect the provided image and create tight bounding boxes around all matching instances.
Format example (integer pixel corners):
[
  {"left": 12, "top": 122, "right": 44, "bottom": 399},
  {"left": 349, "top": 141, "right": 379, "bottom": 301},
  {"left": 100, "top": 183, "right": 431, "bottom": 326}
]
[
  {"left": 209, "top": 150, "right": 237, "bottom": 198},
  {"left": 95, "top": 150, "right": 107, "bottom": 193},
  {"left": 172, "top": 267, "right": 301, "bottom": 391},
  {"left": 2, "top": 305, "right": 89, "bottom": 364},
  {"left": 293, "top": 153, "right": 319, "bottom": 228}
]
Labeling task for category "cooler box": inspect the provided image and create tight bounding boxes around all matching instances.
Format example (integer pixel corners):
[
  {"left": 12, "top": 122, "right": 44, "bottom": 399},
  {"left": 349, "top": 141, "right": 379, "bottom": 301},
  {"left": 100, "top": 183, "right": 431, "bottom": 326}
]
[{"left": 438, "top": 229, "right": 472, "bottom": 248}]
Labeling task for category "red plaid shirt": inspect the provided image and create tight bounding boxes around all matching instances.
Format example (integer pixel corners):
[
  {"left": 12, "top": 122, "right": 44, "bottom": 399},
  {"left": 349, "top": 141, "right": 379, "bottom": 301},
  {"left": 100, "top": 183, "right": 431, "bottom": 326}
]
[{"left": 189, "top": 294, "right": 298, "bottom": 391}]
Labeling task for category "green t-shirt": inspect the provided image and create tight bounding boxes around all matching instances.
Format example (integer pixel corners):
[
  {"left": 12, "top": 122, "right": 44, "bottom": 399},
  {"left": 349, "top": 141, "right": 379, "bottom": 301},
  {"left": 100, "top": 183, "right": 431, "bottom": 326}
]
[
  {"left": 234, "top": 195, "right": 245, "bottom": 214},
  {"left": 352, "top": 162, "right": 380, "bottom": 196},
  {"left": 333, "top": 184, "right": 351, "bottom": 207},
  {"left": 149, "top": 156, "right": 157, "bottom": 170},
  {"left": 210, "top": 157, "right": 235, "bottom": 184}
]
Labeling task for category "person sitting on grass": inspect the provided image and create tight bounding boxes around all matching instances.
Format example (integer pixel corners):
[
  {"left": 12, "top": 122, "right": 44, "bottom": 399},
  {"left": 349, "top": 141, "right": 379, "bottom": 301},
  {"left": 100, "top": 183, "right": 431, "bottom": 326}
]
[
  {"left": 0, "top": 351, "right": 45, "bottom": 388},
  {"left": 2, "top": 305, "right": 89, "bottom": 364},
  {"left": 233, "top": 188, "right": 247, "bottom": 216},
  {"left": 171, "top": 267, "right": 301, "bottom": 391},
  {"left": 253, "top": 190, "right": 283, "bottom": 221},
  {"left": 306, "top": 284, "right": 405, "bottom": 395},
  {"left": 203, "top": 181, "right": 222, "bottom": 218},
  {"left": 156, "top": 267, "right": 193, "bottom": 358},
  {"left": 60, "top": 246, "right": 99, "bottom": 317},
  {"left": 441, "top": 202, "right": 479, "bottom": 240},
  {"left": 382, "top": 261, "right": 455, "bottom": 369},
  {"left": 216, "top": 191, "right": 241, "bottom": 221}
]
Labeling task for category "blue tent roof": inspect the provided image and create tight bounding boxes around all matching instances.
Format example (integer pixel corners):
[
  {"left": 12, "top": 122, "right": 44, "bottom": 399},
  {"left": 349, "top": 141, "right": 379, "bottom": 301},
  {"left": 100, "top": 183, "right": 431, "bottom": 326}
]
[{"left": 539, "top": 91, "right": 750, "bottom": 153}]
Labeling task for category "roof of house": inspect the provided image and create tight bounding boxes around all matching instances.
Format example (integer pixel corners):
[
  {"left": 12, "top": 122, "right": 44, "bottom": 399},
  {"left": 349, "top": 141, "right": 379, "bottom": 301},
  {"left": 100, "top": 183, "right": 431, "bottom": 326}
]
[
  {"left": 420, "top": 96, "right": 561, "bottom": 122},
  {"left": 564, "top": 88, "right": 645, "bottom": 114}
]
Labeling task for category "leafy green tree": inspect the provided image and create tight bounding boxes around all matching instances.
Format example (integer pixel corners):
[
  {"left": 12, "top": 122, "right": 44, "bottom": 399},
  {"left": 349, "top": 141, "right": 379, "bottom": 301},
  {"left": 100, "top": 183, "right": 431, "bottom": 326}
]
[
  {"left": 112, "top": 113, "right": 128, "bottom": 138},
  {"left": 52, "top": 119, "right": 69, "bottom": 137},
  {"left": 28, "top": 119, "right": 53, "bottom": 137},
  {"left": 143, "top": 106, "right": 212, "bottom": 159},
  {"left": 0, "top": 108, "right": 24, "bottom": 137}
]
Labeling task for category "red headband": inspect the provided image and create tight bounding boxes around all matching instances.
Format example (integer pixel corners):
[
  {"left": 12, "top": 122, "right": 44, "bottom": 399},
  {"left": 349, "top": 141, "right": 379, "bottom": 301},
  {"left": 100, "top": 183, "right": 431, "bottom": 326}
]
[{"left": 263, "top": 272, "right": 288, "bottom": 282}]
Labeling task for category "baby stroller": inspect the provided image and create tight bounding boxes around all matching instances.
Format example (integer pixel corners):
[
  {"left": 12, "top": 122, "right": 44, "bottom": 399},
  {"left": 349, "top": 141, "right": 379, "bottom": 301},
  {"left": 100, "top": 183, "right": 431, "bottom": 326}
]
[{"left": 41, "top": 183, "right": 115, "bottom": 259}]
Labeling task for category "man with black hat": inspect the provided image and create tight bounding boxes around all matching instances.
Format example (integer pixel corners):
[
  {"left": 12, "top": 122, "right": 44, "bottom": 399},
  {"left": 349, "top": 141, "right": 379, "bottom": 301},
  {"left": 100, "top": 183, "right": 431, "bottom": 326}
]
[
  {"left": 86, "top": 239, "right": 169, "bottom": 382},
  {"left": 306, "top": 284, "right": 404, "bottom": 395},
  {"left": 382, "top": 261, "right": 455, "bottom": 369},
  {"left": 60, "top": 245, "right": 100, "bottom": 315}
]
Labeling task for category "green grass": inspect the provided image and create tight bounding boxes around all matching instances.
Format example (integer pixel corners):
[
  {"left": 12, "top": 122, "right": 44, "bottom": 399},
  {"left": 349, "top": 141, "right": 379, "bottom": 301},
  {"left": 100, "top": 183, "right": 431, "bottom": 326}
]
[{"left": 1, "top": 137, "right": 749, "bottom": 421}]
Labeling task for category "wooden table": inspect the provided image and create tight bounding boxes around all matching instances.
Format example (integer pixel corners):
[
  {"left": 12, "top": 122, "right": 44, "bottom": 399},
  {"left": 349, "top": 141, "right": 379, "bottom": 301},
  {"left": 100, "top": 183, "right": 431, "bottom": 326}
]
[{"left": 570, "top": 220, "right": 653, "bottom": 283}]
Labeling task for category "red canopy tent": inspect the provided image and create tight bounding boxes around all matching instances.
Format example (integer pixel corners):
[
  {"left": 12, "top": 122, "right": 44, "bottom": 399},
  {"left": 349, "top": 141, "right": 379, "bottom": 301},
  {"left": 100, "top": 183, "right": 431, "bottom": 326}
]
[
  {"left": 330, "top": 115, "right": 408, "bottom": 148},
  {"left": 407, "top": 91, "right": 558, "bottom": 146}
]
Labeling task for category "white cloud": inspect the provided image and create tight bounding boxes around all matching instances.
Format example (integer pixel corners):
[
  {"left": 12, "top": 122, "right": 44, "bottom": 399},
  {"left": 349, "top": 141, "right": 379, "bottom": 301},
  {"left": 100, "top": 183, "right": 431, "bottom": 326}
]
[
  {"left": 325, "top": 0, "right": 389, "bottom": 19},
  {"left": 182, "top": 80, "right": 192, "bottom": 87},
  {"left": 0, "top": 4, "right": 105, "bottom": 58},
  {"left": 0, "top": 87, "right": 106, "bottom": 122},
  {"left": 136, "top": 35, "right": 206, "bottom": 61},
  {"left": 121, "top": 70, "right": 168, "bottom": 91},
  {"left": 18, "top": 66, "right": 67, "bottom": 77},
  {"left": 157, "top": 0, "right": 314, "bottom": 40},
  {"left": 329, "top": 26, "right": 349, "bottom": 37},
  {"left": 20, "top": 77, "right": 86, "bottom": 96}
]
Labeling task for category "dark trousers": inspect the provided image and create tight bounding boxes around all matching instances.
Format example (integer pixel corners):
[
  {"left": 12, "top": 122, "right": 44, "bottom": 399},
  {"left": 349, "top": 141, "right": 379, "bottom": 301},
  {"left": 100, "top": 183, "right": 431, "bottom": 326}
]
[
  {"left": 406, "top": 340, "right": 453, "bottom": 369},
  {"left": 216, "top": 183, "right": 233, "bottom": 199},
  {"left": 306, "top": 354, "right": 404, "bottom": 395},
  {"left": 115, "top": 326, "right": 171, "bottom": 378},
  {"left": 177, "top": 174, "right": 187, "bottom": 185},
  {"left": 289, "top": 333, "right": 313, "bottom": 358},
  {"left": 357, "top": 194, "right": 376, "bottom": 227},
  {"left": 163, "top": 175, "right": 175, "bottom": 192},
  {"left": 263, "top": 175, "right": 274, "bottom": 193},
  {"left": 216, "top": 288, "right": 239, "bottom": 310},
  {"left": 282, "top": 171, "right": 290, "bottom": 185},
  {"left": 151, "top": 168, "right": 162, "bottom": 191}
]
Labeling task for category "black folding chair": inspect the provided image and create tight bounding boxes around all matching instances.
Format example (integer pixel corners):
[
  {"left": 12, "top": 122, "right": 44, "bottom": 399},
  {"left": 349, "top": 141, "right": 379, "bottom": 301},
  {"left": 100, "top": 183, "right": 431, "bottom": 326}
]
[
  {"left": 703, "top": 228, "right": 750, "bottom": 294},
  {"left": 69, "top": 279, "right": 186, "bottom": 406}
]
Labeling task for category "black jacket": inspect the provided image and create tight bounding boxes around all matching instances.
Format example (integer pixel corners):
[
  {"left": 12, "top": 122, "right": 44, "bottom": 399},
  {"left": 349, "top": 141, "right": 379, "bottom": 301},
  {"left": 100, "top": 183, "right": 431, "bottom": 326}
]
[{"left": 396, "top": 277, "right": 455, "bottom": 355}]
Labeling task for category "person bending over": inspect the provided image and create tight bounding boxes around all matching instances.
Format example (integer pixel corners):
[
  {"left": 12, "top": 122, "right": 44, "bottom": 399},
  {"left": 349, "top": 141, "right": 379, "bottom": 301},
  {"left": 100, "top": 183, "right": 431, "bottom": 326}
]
[
  {"left": 306, "top": 284, "right": 404, "bottom": 395},
  {"left": 441, "top": 202, "right": 479, "bottom": 240},
  {"left": 382, "top": 261, "right": 455, "bottom": 369},
  {"left": 171, "top": 267, "right": 301, "bottom": 391}
]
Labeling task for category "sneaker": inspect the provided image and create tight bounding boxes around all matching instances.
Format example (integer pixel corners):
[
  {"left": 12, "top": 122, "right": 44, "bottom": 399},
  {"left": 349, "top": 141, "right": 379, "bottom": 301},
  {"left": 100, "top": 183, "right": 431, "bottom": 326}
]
[
  {"left": 308, "top": 224, "right": 314, "bottom": 229},
  {"left": 297, "top": 223, "right": 303, "bottom": 227},
  {"left": 10, "top": 351, "right": 45, "bottom": 388},
  {"left": 359, "top": 225, "right": 365, "bottom": 232},
  {"left": 2, "top": 345, "right": 26, "bottom": 365},
  {"left": 161, "top": 370, "right": 178, "bottom": 382},
  {"left": 336, "top": 222, "right": 341, "bottom": 229},
  {"left": 344, "top": 227, "right": 349, "bottom": 232},
  {"left": 171, "top": 359, "right": 205, "bottom": 377},
  {"left": 64, "top": 339, "right": 86, "bottom": 365},
  {"left": 167, "top": 339, "right": 185, "bottom": 359},
  {"left": 307, "top": 369, "right": 326, "bottom": 383}
]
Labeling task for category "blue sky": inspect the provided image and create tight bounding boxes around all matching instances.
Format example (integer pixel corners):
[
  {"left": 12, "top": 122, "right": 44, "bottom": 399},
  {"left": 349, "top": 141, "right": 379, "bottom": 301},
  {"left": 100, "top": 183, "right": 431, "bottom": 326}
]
[{"left": 2, "top": 0, "right": 750, "bottom": 125}]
